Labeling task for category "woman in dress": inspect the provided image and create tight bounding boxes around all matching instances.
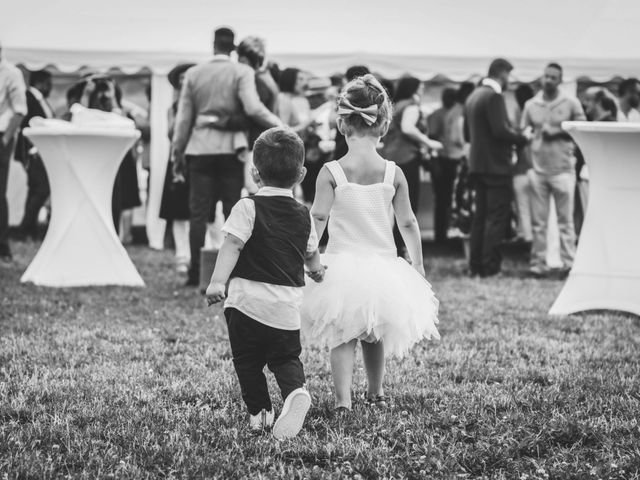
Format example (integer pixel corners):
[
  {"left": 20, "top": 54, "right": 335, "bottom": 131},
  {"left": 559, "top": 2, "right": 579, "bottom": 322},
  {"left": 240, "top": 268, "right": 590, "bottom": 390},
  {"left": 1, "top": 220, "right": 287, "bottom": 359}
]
[
  {"left": 277, "top": 68, "right": 324, "bottom": 203},
  {"left": 302, "top": 75, "right": 439, "bottom": 411},
  {"left": 277, "top": 68, "right": 311, "bottom": 129},
  {"left": 382, "top": 76, "right": 442, "bottom": 255},
  {"left": 159, "top": 64, "right": 194, "bottom": 273},
  {"left": 78, "top": 75, "right": 141, "bottom": 239}
]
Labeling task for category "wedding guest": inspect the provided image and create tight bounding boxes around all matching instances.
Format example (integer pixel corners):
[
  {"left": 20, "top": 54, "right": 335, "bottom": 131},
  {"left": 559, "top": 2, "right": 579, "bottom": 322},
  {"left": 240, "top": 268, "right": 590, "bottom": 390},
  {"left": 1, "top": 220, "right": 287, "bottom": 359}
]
[
  {"left": 592, "top": 89, "right": 618, "bottom": 121},
  {"left": 427, "top": 88, "right": 456, "bottom": 143},
  {"left": 205, "top": 127, "right": 322, "bottom": 439},
  {"left": 431, "top": 87, "right": 464, "bottom": 244},
  {"left": 512, "top": 83, "right": 535, "bottom": 245},
  {"left": 112, "top": 82, "right": 141, "bottom": 243},
  {"left": 450, "top": 82, "right": 476, "bottom": 237},
  {"left": 171, "top": 26, "right": 281, "bottom": 287},
  {"left": 574, "top": 89, "right": 618, "bottom": 232},
  {"left": 276, "top": 68, "right": 312, "bottom": 132},
  {"left": 63, "top": 82, "right": 85, "bottom": 117},
  {"left": 616, "top": 78, "right": 640, "bottom": 122},
  {"left": 237, "top": 38, "right": 279, "bottom": 147},
  {"left": 74, "top": 76, "right": 141, "bottom": 238},
  {"left": 277, "top": 68, "right": 324, "bottom": 203},
  {"left": 233, "top": 37, "right": 279, "bottom": 194},
  {"left": 383, "top": 76, "right": 442, "bottom": 256},
  {"left": 464, "top": 58, "right": 531, "bottom": 277},
  {"left": 0, "top": 42, "right": 27, "bottom": 263},
  {"left": 160, "top": 63, "right": 194, "bottom": 273},
  {"left": 520, "top": 63, "right": 586, "bottom": 277},
  {"left": 15, "top": 69, "right": 54, "bottom": 241},
  {"left": 299, "top": 78, "right": 334, "bottom": 203}
]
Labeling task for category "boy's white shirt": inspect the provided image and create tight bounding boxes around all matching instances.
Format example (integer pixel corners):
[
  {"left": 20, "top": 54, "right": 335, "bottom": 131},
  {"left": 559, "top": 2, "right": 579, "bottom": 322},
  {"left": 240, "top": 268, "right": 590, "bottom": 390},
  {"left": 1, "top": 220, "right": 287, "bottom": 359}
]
[{"left": 222, "top": 186, "right": 319, "bottom": 330}]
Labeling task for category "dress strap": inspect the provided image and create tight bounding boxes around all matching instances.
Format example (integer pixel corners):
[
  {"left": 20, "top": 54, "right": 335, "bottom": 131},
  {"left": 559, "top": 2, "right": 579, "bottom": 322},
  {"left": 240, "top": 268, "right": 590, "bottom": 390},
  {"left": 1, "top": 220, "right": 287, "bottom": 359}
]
[
  {"left": 325, "top": 161, "right": 349, "bottom": 186},
  {"left": 383, "top": 161, "right": 396, "bottom": 186}
]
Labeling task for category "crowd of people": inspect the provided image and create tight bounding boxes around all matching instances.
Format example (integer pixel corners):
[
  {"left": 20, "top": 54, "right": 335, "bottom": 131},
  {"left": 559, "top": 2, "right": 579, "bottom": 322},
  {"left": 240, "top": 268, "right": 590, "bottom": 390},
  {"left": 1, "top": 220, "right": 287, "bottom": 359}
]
[
  {"left": 2, "top": 26, "right": 640, "bottom": 440},
  {"left": 1, "top": 33, "right": 639, "bottom": 282}
]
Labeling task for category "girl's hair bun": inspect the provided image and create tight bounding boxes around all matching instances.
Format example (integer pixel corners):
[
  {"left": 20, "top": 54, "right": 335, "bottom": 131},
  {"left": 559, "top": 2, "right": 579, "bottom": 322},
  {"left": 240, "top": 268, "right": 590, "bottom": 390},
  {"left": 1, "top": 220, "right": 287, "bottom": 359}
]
[{"left": 338, "top": 74, "right": 393, "bottom": 137}]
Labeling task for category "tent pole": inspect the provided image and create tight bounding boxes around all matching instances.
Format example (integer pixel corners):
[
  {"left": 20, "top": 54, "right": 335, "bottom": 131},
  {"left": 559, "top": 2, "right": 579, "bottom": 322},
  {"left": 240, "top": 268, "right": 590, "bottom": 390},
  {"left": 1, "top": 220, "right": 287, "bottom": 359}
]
[{"left": 146, "top": 72, "right": 172, "bottom": 250}]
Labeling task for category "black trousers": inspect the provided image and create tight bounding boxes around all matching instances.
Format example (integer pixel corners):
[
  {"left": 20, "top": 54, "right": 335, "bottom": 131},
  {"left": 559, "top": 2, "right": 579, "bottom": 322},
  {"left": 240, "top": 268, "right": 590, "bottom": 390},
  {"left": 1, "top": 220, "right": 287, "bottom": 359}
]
[
  {"left": 0, "top": 136, "right": 14, "bottom": 257},
  {"left": 469, "top": 174, "right": 513, "bottom": 276},
  {"left": 187, "top": 154, "right": 244, "bottom": 278},
  {"left": 225, "top": 308, "right": 306, "bottom": 415},
  {"left": 19, "top": 154, "right": 50, "bottom": 237},
  {"left": 393, "top": 158, "right": 421, "bottom": 253},
  {"left": 430, "top": 157, "right": 460, "bottom": 244}
]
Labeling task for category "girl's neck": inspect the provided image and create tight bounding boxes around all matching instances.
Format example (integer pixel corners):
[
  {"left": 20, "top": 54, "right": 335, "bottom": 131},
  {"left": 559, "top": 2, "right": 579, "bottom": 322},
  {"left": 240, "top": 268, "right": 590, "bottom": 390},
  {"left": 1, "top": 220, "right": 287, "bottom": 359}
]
[{"left": 343, "top": 135, "right": 380, "bottom": 159}]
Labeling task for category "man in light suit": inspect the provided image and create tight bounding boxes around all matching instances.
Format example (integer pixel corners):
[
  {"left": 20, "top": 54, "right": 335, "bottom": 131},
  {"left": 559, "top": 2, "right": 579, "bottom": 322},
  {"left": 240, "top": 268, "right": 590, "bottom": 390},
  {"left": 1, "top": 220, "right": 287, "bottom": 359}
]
[
  {"left": 464, "top": 58, "right": 532, "bottom": 277},
  {"left": 172, "top": 27, "right": 281, "bottom": 286}
]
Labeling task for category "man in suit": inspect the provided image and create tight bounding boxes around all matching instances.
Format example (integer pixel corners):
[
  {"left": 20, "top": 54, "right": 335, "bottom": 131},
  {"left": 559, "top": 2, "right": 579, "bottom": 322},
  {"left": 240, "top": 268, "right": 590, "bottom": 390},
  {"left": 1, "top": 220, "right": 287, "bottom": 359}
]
[
  {"left": 15, "top": 69, "right": 54, "bottom": 240},
  {"left": 172, "top": 27, "right": 281, "bottom": 286},
  {"left": 464, "top": 58, "right": 532, "bottom": 277}
]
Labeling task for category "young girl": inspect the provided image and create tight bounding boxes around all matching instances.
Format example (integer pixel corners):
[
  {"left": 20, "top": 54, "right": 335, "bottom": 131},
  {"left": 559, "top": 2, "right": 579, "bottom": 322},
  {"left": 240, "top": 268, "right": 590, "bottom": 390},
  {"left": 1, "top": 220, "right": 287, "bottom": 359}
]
[{"left": 301, "top": 74, "right": 440, "bottom": 411}]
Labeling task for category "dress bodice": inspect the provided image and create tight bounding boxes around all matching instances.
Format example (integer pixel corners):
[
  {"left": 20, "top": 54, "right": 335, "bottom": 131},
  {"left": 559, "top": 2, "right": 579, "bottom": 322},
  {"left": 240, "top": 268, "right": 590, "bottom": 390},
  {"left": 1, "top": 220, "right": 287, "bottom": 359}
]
[{"left": 324, "top": 160, "right": 397, "bottom": 257}]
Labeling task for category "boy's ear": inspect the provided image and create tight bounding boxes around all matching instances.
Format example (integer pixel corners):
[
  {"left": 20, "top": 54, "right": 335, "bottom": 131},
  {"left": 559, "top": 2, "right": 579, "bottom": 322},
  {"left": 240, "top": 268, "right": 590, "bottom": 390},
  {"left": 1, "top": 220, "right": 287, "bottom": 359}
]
[
  {"left": 251, "top": 165, "right": 262, "bottom": 187},
  {"left": 298, "top": 166, "right": 307, "bottom": 185}
]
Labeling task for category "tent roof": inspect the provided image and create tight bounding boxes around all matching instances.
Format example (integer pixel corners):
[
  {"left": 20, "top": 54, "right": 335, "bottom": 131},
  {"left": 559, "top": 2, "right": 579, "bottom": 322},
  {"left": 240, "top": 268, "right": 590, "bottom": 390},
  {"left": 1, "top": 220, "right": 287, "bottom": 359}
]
[{"left": 3, "top": 0, "right": 640, "bottom": 80}]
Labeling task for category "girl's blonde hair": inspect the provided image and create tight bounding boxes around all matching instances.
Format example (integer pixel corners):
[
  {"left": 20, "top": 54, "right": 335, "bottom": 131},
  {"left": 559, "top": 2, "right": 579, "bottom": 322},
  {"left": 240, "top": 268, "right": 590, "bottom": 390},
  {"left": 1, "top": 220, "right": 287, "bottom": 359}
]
[{"left": 337, "top": 74, "right": 393, "bottom": 137}]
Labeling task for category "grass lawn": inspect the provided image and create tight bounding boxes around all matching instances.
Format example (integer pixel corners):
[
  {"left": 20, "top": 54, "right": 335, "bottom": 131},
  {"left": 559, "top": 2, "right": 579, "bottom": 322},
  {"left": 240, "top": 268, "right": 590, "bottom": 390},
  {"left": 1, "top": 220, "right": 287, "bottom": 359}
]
[{"left": 1, "top": 241, "right": 639, "bottom": 479}]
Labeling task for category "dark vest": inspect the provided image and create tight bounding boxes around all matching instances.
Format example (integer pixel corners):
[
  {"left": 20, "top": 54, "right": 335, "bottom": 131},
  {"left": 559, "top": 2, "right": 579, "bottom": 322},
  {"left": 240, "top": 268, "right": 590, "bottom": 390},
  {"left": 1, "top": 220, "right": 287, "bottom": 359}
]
[{"left": 231, "top": 196, "right": 311, "bottom": 287}]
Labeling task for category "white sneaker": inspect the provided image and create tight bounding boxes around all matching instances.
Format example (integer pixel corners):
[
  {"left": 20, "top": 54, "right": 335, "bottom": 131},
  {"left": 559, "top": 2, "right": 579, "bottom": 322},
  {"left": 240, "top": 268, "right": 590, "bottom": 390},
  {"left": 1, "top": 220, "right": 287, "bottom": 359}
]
[
  {"left": 272, "top": 388, "right": 311, "bottom": 440},
  {"left": 249, "top": 409, "right": 274, "bottom": 433}
]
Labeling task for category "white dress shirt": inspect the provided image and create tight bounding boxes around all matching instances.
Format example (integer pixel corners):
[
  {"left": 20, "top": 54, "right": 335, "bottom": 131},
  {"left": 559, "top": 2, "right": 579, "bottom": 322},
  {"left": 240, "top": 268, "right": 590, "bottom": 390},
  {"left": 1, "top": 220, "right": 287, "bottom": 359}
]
[
  {"left": 222, "top": 186, "right": 319, "bottom": 330},
  {"left": 481, "top": 77, "right": 503, "bottom": 94}
]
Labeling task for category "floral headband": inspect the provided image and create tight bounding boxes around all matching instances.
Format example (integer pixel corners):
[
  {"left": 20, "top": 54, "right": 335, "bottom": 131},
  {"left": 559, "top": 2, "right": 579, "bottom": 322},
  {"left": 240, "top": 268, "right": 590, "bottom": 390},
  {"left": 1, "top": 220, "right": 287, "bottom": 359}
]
[{"left": 337, "top": 97, "right": 378, "bottom": 126}]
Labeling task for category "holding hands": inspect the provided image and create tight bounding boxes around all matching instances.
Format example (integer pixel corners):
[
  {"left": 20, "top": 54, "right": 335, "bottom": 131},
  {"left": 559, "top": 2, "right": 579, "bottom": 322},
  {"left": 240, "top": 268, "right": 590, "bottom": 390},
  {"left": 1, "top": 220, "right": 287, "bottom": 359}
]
[
  {"left": 206, "top": 282, "right": 227, "bottom": 306},
  {"left": 306, "top": 265, "right": 327, "bottom": 283}
]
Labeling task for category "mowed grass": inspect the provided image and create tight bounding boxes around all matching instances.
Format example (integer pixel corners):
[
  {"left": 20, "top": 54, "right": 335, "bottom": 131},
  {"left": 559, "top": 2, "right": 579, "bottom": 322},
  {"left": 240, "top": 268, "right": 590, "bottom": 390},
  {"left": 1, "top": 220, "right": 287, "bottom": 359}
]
[{"left": 1, "top": 241, "right": 639, "bottom": 480}]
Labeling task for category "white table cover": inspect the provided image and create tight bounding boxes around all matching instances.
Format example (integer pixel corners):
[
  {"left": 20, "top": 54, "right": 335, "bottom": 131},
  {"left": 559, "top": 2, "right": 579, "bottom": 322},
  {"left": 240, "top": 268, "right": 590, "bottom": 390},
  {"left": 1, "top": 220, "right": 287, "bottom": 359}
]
[
  {"left": 21, "top": 127, "right": 144, "bottom": 287},
  {"left": 550, "top": 121, "right": 640, "bottom": 316}
]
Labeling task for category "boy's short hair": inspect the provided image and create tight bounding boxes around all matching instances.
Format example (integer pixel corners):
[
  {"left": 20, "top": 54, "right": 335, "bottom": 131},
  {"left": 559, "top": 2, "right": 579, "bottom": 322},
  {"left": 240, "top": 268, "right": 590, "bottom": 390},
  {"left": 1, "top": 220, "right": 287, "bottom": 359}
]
[{"left": 253, "top": 127, "right": 305, "bottom": 188}]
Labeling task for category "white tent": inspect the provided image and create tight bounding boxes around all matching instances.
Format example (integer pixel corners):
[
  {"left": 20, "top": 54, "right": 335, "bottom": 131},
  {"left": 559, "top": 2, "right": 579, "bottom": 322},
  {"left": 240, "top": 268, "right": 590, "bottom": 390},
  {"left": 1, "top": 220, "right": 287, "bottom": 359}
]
[{"left": 4, "top": 0, "right": 640, "bottom": 248}]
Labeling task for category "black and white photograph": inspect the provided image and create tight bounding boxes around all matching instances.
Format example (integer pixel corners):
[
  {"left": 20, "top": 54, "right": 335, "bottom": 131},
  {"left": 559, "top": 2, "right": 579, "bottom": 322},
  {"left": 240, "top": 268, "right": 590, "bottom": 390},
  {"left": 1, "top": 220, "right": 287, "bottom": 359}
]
[{"left": 1, "top": 0, "right": 639, "bottom": 478}]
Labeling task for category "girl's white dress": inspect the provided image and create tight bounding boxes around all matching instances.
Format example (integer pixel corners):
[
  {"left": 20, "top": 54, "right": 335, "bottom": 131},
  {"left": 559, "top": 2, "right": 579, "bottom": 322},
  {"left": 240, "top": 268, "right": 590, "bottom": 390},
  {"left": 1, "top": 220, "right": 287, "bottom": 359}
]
[{"left": 301, "top": 160, "right": 440, "bottom": 357}]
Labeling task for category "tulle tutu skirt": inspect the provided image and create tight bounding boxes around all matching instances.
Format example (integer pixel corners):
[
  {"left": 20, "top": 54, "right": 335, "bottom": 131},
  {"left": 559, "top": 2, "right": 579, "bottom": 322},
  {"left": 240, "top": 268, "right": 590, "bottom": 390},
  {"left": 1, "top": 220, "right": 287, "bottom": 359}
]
[{"left": 301, "top": 252, "right": 440, "bottom": 358}]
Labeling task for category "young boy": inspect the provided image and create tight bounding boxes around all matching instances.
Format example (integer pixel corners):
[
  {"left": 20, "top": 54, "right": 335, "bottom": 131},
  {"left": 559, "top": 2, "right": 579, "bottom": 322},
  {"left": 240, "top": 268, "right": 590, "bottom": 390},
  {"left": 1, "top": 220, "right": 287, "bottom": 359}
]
[{"left": 206, "top": 127, "right": 325, "bottom": 440}]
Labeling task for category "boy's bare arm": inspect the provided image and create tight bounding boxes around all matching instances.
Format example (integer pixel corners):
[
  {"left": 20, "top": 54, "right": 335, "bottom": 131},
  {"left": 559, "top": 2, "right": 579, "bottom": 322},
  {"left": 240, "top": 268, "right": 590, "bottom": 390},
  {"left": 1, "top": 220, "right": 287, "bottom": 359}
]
[{"left": 206, "top": 234, "right": 245, "bottom": 305}]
